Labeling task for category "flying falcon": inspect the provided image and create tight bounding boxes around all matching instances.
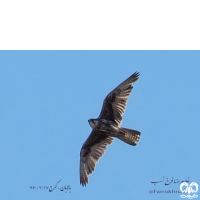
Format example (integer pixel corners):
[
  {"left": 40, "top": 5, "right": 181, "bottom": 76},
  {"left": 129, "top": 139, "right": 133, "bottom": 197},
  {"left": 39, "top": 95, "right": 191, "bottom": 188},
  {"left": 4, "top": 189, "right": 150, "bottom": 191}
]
[{"left": 80, "top": 72, "right": 141, "bottom": 186}]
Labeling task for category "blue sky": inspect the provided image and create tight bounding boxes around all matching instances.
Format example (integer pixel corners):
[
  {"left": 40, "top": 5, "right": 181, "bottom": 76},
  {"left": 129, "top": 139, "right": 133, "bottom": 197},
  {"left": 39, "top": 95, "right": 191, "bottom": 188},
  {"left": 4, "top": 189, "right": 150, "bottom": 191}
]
[{"left": 0, "top": 51, "right": 199, "bottom": 200}]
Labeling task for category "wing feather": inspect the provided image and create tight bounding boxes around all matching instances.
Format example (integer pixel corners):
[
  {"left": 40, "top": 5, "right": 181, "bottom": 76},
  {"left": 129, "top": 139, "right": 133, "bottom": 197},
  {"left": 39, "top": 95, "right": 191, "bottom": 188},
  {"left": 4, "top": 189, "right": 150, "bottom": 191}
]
[
  {"left": 99, "top": 72, "right": 140, "bottom": 125},
  {"left": 80, "top": 130, "right": 113, "bottom": 186}
]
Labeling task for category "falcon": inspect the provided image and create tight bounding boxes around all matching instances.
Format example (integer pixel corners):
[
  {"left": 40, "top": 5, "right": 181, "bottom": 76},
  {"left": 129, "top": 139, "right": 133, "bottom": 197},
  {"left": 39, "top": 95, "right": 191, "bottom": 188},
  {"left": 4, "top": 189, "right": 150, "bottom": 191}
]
[{"left": 80, "top": 72, "right": 141, "bottom": 186}]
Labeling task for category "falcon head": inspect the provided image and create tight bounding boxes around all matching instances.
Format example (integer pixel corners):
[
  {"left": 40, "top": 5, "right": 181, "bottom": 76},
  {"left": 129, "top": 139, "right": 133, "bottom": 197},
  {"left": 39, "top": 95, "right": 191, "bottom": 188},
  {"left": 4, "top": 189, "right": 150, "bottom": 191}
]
[{"left": 88, "top": 119, "right": 98, "bottom": 129}]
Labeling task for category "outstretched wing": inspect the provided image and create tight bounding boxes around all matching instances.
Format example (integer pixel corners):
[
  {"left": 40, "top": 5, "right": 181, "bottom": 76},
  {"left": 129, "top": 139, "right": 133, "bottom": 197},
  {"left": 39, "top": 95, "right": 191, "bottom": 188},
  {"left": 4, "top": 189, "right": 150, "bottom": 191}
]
[
  {"left": 99, "top": 72, "right": 140, "bottom": 125},
  {"left": 80, "top": 130, "right": 113, "bottom": 186}
]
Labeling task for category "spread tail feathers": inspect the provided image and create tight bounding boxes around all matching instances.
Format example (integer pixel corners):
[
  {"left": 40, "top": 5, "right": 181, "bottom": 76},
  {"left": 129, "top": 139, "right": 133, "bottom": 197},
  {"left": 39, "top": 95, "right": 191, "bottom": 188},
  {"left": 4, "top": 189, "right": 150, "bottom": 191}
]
[{"left": 117, "top": 127, "right": 141, "bottom": 146}]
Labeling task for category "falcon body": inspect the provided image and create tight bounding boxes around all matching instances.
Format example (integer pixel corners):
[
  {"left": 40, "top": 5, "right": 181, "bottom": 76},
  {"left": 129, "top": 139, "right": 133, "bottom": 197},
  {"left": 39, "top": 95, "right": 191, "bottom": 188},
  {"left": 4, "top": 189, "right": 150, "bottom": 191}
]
[
  {"left": 88, "top": 118, "right": 118, "bottom": 132},
  {"left": 80, "top": 72, "right": 141, "bottom": 186}
]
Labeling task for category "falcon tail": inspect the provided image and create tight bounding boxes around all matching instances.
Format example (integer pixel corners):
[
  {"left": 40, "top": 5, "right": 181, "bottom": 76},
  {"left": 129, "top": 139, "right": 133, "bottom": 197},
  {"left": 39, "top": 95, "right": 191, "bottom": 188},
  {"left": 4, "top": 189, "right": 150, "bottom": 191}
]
[{"left": 117, "top": 127, "right": 141, "bottom": 146}]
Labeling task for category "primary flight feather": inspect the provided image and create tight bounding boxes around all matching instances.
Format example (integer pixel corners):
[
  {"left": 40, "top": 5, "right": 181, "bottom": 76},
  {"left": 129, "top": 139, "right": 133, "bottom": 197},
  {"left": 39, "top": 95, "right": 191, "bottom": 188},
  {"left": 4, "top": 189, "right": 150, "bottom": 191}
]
[{"left": 80, "top": 72, "right": 141, "bottom": 186}]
